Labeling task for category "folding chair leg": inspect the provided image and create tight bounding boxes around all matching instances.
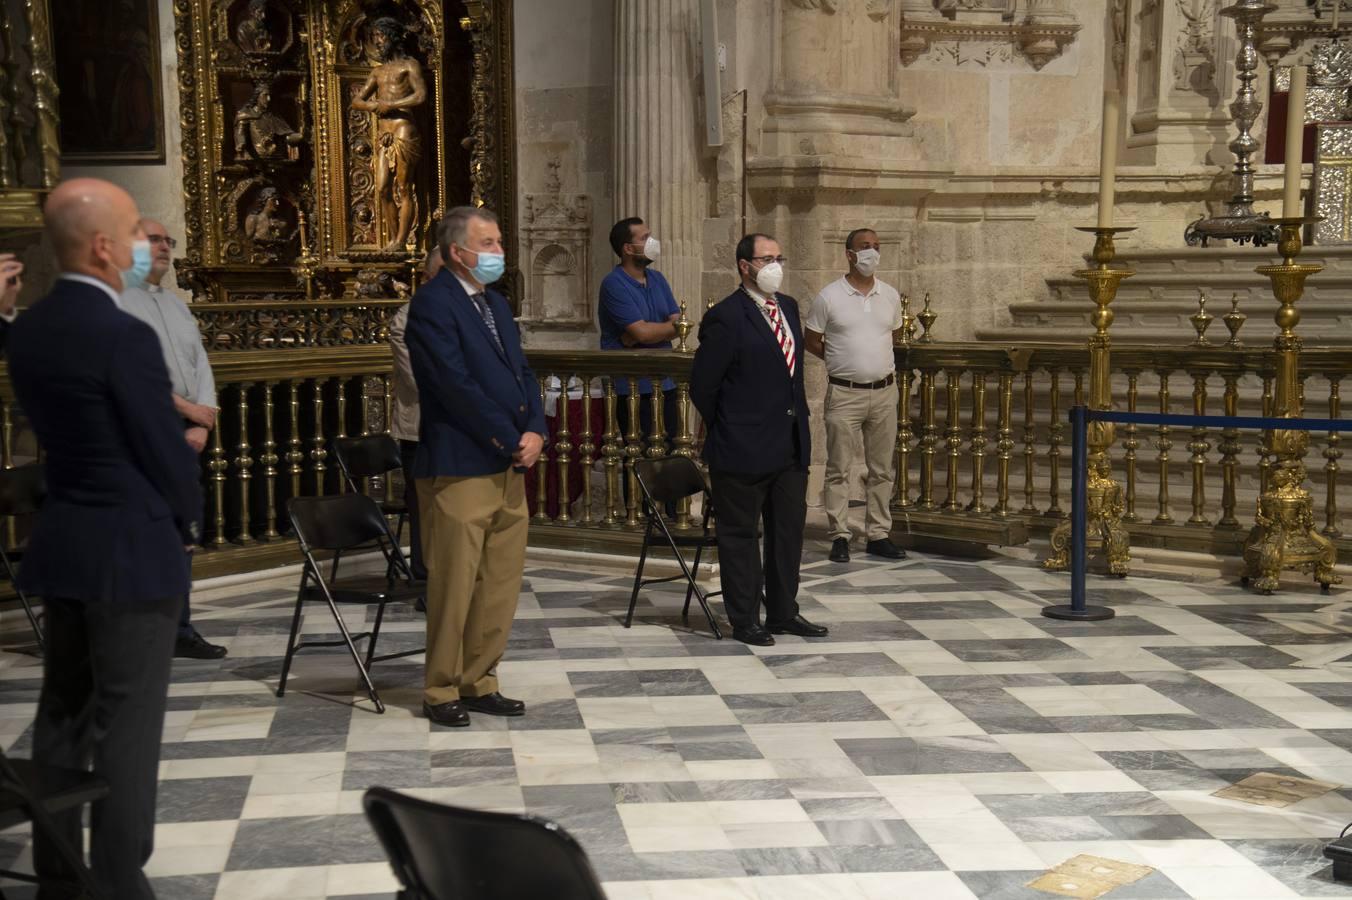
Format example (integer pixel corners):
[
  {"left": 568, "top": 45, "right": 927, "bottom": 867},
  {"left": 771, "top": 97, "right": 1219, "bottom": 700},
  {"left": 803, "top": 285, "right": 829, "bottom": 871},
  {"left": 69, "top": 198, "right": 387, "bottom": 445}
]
[
  {"left": 624, "top": 519, "right": 655, "bottom": 628},
  {"left": 318, "top": 590, "right": 385, "bottom": 714},
  {"left": 682, "top": 543, "right": 705, "bottom": 621},
  {"left": 1, "top": 552, "right": 43, "bottom": 652},
  {"left": 364, "top": 602, "right": 388, "bottom": 669},
  {"left": 275, "top": 589, "right": 306, "bottom": 699}
]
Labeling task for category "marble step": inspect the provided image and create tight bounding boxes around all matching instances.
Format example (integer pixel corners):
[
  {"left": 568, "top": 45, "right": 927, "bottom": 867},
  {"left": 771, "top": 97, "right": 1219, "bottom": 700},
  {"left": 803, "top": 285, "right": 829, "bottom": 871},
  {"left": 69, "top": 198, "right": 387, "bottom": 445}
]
[{"left": 978, "top": 243, "right": 1352, "bottom": 346}]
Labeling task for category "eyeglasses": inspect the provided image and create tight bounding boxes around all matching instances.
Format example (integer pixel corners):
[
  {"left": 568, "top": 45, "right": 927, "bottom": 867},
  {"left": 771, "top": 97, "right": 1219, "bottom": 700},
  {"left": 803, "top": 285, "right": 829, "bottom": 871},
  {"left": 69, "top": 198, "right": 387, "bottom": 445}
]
[
  {"left": 148, "top": 235, "right": 178, "bottom": 249},
  {"left": 750, "top": 255, "right": 786, "bottom": 265}
]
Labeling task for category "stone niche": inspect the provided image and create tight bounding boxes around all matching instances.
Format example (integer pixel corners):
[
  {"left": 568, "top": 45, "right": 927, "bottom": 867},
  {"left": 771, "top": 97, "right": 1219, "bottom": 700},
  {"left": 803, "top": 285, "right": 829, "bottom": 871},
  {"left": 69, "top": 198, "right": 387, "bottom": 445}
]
[{"left": 519, "top": 192, "right": 592, "bottom": 331}]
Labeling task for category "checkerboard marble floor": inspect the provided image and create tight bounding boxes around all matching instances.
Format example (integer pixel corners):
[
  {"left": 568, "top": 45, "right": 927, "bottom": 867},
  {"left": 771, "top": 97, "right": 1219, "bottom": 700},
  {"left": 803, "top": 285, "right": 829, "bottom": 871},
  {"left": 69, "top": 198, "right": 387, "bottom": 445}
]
[{"left": 5, "top": 548, "right": 1352, "bottom": 899}]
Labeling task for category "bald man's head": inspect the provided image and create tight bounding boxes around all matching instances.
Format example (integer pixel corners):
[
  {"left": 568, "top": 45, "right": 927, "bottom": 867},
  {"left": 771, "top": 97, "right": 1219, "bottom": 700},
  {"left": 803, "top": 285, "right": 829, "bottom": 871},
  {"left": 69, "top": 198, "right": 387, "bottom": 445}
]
[{"left": 45, "top": 178, "right": 142, "bottom": 293}]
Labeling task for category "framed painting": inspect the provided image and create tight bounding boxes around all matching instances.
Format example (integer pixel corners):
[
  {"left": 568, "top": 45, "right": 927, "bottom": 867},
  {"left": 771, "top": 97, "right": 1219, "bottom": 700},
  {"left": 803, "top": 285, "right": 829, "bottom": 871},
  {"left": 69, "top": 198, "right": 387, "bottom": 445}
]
[{"left": 52, "top": 0, "right": 166, "bottom": 164}]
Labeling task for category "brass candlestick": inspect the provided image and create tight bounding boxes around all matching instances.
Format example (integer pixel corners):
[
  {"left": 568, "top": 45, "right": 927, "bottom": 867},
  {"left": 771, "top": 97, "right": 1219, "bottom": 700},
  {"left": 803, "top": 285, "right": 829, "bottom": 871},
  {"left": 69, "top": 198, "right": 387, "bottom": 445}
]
[
  {"left": 1044, "top": 226, "right": 1135, "bottom": 577},
  {"left": 1241, "top": 217, "right": 1340, "bottom": 594},
  {"left": 1191, "top": 289, "right": 1215, "bottom": 347},
  {"left": 917, "top": 292, "right": 937, "bottom": 343},
  {"left": 296, "top": 208, "right": 319, "bottom": 300},
  {"left": 1223, "top": 293, "right": 1246, "bottom": 348},
  {"left": 674, "top": 300, "right": 693, "bottom": 353}
]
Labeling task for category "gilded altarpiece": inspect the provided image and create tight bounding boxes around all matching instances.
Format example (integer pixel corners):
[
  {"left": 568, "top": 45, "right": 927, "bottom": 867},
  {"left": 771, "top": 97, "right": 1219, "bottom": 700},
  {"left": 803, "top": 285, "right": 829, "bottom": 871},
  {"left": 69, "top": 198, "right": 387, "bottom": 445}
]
[{"left": 172, "top": 0, "right": 516, "bottom": 331}]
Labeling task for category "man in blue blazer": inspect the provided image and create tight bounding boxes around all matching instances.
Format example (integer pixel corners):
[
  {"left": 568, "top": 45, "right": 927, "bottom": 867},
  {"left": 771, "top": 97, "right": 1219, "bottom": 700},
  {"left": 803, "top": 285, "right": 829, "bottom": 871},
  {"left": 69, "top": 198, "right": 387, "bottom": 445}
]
[
  {"left": 406, "top": 206, "right": 546, "bottom": 727},
  {"left": 691, "top": 233, "right": 829, "bottom": 646},
  {"left": 8, "top": 178, "right": 203, "bottom": 899}
]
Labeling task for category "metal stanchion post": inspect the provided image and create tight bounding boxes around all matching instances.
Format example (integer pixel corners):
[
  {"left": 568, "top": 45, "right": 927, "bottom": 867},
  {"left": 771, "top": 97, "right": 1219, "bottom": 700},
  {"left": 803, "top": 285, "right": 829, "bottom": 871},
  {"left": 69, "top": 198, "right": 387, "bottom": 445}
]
[{"left": 1043, "top": 405, "right": 1117, "bottom": 621}]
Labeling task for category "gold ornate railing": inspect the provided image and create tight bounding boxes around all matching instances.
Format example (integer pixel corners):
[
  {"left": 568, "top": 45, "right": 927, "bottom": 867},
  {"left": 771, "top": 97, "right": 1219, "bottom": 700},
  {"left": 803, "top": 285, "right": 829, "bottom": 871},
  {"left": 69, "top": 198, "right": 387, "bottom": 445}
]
[{"left": 3, "top": 338, "right": 1351, "bottom": 577}]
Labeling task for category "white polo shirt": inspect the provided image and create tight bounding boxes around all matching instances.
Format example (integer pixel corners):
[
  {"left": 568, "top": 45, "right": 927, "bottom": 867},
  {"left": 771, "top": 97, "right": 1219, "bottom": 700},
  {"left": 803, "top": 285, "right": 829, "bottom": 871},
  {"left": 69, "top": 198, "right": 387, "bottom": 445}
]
[{"left": 805, "top": 276, "right": 903, "bottom": 382}]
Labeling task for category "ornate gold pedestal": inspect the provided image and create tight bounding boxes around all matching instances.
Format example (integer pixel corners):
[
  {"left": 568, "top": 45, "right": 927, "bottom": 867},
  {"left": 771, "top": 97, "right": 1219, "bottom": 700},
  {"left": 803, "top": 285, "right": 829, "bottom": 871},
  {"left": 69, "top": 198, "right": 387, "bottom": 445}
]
[
  {"left": 1044, "top": 227, "right": 1134, "bottom": 576},
  {"left": 1241, "top": 219, "right": 1341, "bottom": 595}
]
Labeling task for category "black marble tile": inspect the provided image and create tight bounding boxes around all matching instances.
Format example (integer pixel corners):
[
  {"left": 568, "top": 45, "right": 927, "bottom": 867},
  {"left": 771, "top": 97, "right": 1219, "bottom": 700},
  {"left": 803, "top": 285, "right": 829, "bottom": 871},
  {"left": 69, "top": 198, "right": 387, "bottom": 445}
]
[
  {"left": 736, "top": 846, "right": 845, "bottom": 876},
  {"left": 761, "top": 652, "right": 907, "bottom": 678},
  {"left": 881, "top": 600, "right": 1015, "bottom": 620},
  {"left": 837, "top": 736, "right": 1029, "bottom": 776},
  {"left": 936, "top": 639, "right": 1087, "bottom": 662},
  {"left": 155, "top": 776, "right": 253, "bottom": 824}
]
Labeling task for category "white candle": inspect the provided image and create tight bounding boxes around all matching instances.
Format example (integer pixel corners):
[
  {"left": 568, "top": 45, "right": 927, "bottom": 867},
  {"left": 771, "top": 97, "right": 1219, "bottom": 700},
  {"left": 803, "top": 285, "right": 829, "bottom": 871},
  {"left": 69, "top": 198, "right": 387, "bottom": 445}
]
[
  {"left": 1284, "top": 66, "right": 1308, "bottom": 218},
  {"left": 1096, "top": 90, "right": 1121, "bottom": 229},
  {"left": 1334, "top": 1, "right": 1341, "bottom": 32}
]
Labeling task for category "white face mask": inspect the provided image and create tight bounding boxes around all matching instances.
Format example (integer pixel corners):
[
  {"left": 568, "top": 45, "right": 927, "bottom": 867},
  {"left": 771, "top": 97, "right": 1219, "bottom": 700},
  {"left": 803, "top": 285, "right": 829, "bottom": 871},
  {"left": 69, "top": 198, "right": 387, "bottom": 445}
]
[
  {"left": 755, "top": 260, "right": 784, "bottom": 295},
  {"left": 852, "top": 248, "right": 880, "bottom": 277},
  {"left": 642, "top": 236, "right": 661, "bottom": 262}
]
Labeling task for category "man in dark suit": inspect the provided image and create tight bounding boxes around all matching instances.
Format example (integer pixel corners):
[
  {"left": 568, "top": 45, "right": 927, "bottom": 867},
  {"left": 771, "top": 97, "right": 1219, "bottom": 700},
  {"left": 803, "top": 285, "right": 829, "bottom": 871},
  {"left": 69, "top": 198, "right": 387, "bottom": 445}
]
[
  {"left": 8, "top": 178, "right": 203, "bottom": 899},
  {"left": 691, "top": 233, "right": 829, "bottom": 646},
  {"left": 406, "top": 206, "right": 546, "bottom": 727}
]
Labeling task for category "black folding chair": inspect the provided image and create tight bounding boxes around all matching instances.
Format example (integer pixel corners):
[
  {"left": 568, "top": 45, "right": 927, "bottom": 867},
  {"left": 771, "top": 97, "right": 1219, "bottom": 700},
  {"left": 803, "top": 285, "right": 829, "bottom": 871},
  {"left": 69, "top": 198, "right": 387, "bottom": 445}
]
[
  {"left": 0, "top": 746, "right": 108, "bottom": 898},
  {"left": 0, "top": 463, "right": 47, "bottom": 651},
  {"left": 363, "top": 787, "right": 607, "bottom": 900},
  {"left": 332, "top": 434, "right": 411, "bottom": 579},
  {"left": 623, "top": 456, "right": 723, "bottom": 639},
  {"left": 279, "top": 494, "right": 425, "bottom": 714}
]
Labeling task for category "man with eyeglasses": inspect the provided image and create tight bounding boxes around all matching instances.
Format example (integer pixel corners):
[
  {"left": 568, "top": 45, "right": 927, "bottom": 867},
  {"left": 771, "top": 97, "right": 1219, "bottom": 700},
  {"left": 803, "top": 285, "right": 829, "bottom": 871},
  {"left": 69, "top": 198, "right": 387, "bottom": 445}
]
[
  {"left": 121, "top": 217, "right": 228, "bottom": 661},
  {"left": 690, "top": 234, "right": 827, "bottom": 646}
]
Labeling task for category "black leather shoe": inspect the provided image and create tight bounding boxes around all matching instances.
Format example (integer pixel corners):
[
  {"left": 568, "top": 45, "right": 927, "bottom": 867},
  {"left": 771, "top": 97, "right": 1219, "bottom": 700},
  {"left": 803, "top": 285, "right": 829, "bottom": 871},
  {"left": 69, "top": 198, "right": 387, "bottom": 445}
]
[
  {"left": 423, "top": 700, "right": 470, "bottom": 727},
  {"left": 415, "top": 595, "right": 427, "bottom": 614},
  {"left": 461, "top": 692, "right": 526, "bottom": 717},
  {"left": 174, "top": 629, "right": 227, "bottom": 660},
  {"left": 766, "top": 615, "right": 829, "bottom": 638},
  {"left": 865, "top": 538, "right": 907, "bottom": 560},
  {"left": 731, "top": 624, "right": 775, "bottom": 646},
  {"left": 829, "top": 538, "right": 850, "bottom": 563}
]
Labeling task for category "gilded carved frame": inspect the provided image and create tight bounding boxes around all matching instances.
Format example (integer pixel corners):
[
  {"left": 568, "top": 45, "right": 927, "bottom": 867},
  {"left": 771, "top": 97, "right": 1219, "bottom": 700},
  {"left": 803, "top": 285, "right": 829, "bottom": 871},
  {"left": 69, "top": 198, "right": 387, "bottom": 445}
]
[{"left": 172, "top": 0, "right": 517, "bottom": 306}]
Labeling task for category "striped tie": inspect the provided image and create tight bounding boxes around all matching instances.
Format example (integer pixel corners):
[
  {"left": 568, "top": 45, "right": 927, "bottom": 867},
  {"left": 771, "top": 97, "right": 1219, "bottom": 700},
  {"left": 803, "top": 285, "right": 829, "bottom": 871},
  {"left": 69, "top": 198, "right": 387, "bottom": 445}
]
[{"left": 763, "top": 297, "right": 796, "bottom": 377}]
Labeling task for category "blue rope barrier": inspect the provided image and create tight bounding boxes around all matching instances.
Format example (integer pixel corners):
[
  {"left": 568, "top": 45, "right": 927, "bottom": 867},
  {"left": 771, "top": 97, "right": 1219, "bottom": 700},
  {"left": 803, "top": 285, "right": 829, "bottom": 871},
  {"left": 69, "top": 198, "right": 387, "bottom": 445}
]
[{"left": 1082, "top": 409, "right": 1351, "bottom": 432}]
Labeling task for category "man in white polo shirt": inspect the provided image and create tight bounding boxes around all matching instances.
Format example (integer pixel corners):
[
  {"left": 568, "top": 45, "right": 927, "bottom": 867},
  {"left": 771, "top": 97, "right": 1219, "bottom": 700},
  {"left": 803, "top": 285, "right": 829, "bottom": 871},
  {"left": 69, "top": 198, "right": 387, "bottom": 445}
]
[{"left": 804, "top": 228, "right": 906, "bottom": 564}]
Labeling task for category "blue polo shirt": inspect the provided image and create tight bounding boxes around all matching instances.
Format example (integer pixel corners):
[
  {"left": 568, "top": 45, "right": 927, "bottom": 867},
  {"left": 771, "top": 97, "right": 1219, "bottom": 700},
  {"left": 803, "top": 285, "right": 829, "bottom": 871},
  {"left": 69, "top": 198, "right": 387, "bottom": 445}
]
[{"left": 598, "top": 265, "right": 679, "bottom": 395}]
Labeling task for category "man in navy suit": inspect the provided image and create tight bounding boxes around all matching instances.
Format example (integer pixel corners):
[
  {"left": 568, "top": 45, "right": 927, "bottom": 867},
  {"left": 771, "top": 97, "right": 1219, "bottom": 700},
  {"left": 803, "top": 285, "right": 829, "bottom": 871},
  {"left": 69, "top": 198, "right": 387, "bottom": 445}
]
[
  {"left": 691, "top": 233, "right": 828, "bottom": 646},
  {"left": 406, "top": 206, "right": 546, "bottom": 727},
  {"left": 8, "top": 178, "right": 203, "bottom": 899}
]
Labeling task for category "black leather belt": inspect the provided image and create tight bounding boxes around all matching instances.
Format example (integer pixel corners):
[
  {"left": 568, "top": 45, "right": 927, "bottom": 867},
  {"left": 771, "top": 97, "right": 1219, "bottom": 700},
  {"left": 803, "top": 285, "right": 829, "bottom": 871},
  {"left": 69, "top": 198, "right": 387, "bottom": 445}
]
[{"left": 829, "top": 373, "right": 896, "bottom": 390}]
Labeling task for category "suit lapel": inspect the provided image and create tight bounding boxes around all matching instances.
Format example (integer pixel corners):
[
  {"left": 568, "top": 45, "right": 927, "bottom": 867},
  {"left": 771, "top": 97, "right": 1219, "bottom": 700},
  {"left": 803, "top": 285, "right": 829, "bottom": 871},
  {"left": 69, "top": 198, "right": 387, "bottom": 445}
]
[
  {"left": 446, "top": 273, "right": 511, "bottom": 366},
  {"left": 740, "top": 290, "right": 793, "bottom": 382}
]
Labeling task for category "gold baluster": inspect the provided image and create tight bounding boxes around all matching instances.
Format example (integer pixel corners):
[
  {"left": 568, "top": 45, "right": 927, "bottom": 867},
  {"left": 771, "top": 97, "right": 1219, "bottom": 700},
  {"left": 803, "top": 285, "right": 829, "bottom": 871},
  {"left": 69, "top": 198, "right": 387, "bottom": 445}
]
[
  {"left": 1326, "top": 376, "right": 1342, "bottom": 537},
  {"left": 555, "top": 377, "right": 573, "bottom": 525},
  {"left": 234, "top": 384, "right": 254, "bottom": 544},
  {"left": 1046, "top": 368, "right": 1063, "bottom": 517},
  {"left": 1188, "top": 370, "right": 1211, "bottom": 526},
  {"left": 648, "top": 386, "right": 667, "bottom": 457},
  {"left": 333, "top": 377, "right": 348, "bottom": 493},
  {"left": 968, "top": 370, "right": 988, "bottom": 514},
  {"left": 1219, "top": 373, "right": 1241, "bottom": 529},
  {"left": 1073, "top": 369, "right": 1085, "bottom": 408},
  {"left": 578, "top": 377, "right": 596, "bottom": 526},
  {"left": 259, "top": 381, "right": 279, "bottom": 540},
  {"left": 534, "top": 376, "right": 549, "bottom": 522},
  {"left": 918, "top": 367, "right": 937, "bottom": 510},
  {"left": 1021, "top": 372, "right": 1038, "bottom": 515},
  {"left": 1259, "top": 371, "right": 1274, "bottom": 495},
  {"left": 943, "top": 369, "right": 962, "bottom": 511},
  {"left": 286, "top": 381, "right": 304, "bottom": 505},
  {"left": 602, "top": 379, "right": 621, "bottom": 527},
  {"left": 896, "top": 366, "right": 913, "bottom": 509},
  {"left": 1122, "top": 371, "right": 1140, "bottom": 523},
  {"left": 1154, "top": 369, "right": 1173, "bottom": 524},
  {"left": 310, "top": 379, "right": 327, "bottom": 496},
  {"left": 1, "top": 400, "right": 11, "bottom": 548},
  {"left": 673, "top": 378, "right": 694, "bottom": 530},
  {"left": 624, "top": 387, "right": 643, "bottom": 527},
  {"left": 994, "top": 372, "right": 1014, "bottom": 517},
  {"left": 208, "top": 408, "right": 228, "bottom": 546}
]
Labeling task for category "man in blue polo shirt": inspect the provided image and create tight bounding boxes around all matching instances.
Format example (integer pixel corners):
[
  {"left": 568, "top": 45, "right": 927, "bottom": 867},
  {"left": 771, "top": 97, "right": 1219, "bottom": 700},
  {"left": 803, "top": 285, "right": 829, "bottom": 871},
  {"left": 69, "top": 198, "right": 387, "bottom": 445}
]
[{"left": 599, "top": 216, "right": 680, "bottom": 451}]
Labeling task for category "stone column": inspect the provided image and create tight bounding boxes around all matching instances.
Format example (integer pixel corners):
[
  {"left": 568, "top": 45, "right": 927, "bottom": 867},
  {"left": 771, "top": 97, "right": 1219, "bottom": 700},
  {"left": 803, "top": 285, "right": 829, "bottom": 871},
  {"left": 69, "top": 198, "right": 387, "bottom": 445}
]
[
  {"left": 613, "top": 0, "right": 705, "bottom": 308},
  {"left": 1126, "top": 0, "right": 1233, "bottom": 166}
]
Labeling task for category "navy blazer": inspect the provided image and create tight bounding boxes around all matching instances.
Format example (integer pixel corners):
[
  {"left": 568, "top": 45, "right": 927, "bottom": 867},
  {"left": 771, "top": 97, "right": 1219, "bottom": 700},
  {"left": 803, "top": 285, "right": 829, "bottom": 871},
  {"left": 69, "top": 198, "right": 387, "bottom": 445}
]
[
  {"left": 691, "top": 287, "right": 811, "bottom": 476},
  {"left": 406, "top": 269, "right": 546, "bottom": 477},
  {"left": 7, "top": 278, "right": 203, "bottom": 603}
]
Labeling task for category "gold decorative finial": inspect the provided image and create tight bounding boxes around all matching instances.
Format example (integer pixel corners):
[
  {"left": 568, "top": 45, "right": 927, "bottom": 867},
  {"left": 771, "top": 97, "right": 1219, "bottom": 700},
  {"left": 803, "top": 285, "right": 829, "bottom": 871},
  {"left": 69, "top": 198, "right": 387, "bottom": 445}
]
[
  {"left": 675, "top": 300, "right": 693, "bottom": 354},
  {"left": 1191, "top": 289, "right": 1214, "bottom": 347},
  {"left": 1223, "top": 292, "right": 1246, "bottom": 348},
  {"left": 898, "top": 293, "right": 913, "bottom": 347},
  {"left": 917, "top": 292, "right": 937, "bottom": 344}
]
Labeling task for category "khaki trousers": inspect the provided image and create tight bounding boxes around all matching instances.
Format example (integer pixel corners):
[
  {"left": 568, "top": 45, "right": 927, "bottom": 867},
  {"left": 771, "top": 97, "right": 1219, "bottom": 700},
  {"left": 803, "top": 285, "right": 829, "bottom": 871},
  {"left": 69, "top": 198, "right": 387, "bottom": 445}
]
[
  {"left": 823, "top": 381, "right": 899, "bottom": 541},
  {"left": 417, "top": 470, "right": 528, "bottom": 705}
]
